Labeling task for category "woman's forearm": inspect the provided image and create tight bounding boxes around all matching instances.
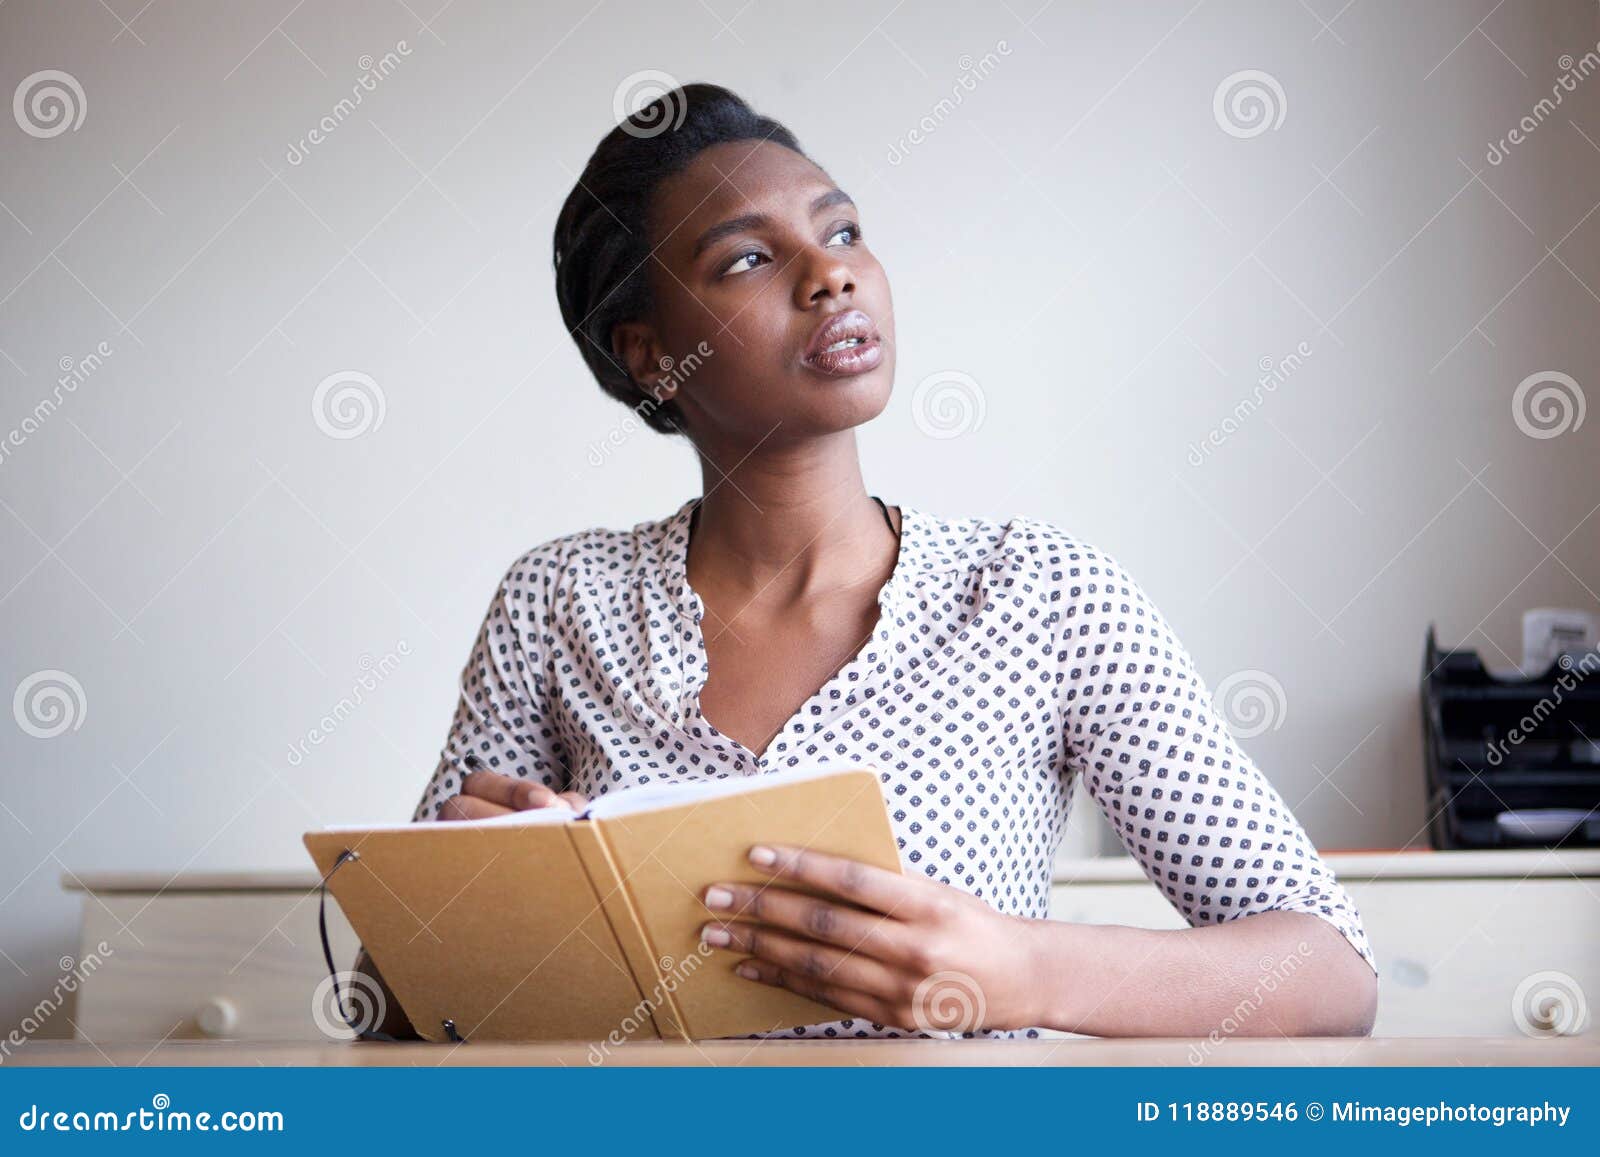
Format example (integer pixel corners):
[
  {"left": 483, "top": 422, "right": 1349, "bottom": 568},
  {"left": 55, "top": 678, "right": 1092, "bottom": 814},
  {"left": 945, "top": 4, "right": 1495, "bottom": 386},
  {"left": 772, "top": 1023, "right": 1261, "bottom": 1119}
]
[{"left": 1021, "top": 910, "right": 1378, "bottom": 1038}]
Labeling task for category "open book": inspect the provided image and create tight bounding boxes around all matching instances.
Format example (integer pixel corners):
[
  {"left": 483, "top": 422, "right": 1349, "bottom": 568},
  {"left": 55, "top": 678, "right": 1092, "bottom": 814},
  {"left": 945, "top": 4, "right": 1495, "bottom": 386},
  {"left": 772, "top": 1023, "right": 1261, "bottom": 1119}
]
[{"left": 302, "top": 763, "right": 901, "bottom": 1043}]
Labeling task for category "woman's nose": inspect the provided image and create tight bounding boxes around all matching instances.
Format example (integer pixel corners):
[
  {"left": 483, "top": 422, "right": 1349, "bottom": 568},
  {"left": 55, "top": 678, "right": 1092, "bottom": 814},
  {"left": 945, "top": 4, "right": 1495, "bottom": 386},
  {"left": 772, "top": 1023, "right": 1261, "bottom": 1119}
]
[{"left": 795, "top": 246, "right": 855, "bottom": 307}]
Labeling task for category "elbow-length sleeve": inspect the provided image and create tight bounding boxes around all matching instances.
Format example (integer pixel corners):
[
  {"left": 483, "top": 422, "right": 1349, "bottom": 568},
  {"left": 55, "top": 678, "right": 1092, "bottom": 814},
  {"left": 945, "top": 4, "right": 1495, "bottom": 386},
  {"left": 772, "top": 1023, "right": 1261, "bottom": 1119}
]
[
  {"left": 1051, "top": 538, "right": 1377, "bottom": 977},
  {"left": 410, "top": 546, "right": 573, "bottom": 823}
]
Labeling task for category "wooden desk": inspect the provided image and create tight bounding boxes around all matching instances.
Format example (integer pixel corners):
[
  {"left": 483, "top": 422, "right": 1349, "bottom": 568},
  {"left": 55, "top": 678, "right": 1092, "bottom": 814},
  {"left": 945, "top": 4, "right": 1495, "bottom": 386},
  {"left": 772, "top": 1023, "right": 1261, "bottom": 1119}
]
[{"left": 8, "top": 1036, "right": 1598, "bottom": 1067}]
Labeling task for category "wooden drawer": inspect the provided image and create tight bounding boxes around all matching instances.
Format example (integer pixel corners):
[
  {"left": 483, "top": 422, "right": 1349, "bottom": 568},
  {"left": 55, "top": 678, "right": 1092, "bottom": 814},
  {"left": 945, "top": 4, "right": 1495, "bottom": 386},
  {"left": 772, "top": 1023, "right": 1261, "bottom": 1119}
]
[
  {"left": 74, "top": 892, "right": 359, "bottom": 1043},
  {"left": 1048, "top": 876, "right": 1600, "bottom": 1036}
]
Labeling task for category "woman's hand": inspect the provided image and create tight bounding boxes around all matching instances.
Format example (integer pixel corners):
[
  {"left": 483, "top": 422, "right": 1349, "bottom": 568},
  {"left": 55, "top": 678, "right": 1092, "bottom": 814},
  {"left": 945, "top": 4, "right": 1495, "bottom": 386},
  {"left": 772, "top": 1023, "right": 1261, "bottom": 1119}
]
[
  {"left": 697, "top": 843, "right": 1044, "bottom": 1034},
  {"left": 435, "top": 769, "right": 589, "bottom": 820}
]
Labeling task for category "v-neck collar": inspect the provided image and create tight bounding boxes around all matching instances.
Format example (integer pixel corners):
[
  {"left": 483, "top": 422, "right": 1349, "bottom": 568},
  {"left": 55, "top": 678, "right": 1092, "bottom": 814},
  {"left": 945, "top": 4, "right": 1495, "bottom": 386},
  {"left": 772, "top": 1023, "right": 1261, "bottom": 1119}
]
[{"left": 652, "top": 495, "right": 927, "bottom": 770}]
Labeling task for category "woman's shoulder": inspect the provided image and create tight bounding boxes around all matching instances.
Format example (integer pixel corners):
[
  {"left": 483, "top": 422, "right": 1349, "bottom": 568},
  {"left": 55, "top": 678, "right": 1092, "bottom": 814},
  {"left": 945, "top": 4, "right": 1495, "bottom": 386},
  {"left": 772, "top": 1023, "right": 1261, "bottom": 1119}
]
[
  {"left": 491, "top": 501, "right": 690, "bottom": 601},
  {"left": 907, "top": 505, "right": 1136, "bottom": 586}
]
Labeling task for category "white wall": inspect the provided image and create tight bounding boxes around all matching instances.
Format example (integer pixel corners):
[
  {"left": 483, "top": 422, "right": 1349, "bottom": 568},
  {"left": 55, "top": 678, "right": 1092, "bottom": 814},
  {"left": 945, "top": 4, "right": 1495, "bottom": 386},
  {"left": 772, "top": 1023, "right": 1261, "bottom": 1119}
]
[{"left": 2, "top": 0, "right": 1597, "bottom": 1036}]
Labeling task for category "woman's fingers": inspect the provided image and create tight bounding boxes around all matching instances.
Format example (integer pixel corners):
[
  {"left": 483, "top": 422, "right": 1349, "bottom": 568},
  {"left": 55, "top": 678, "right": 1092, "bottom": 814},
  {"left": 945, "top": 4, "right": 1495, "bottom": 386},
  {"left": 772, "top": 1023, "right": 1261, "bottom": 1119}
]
[
  {"left": 462, "top": 769, "right": 569, "bottom": 811},
  {"left": 730, "top": 956, "right": 899, "bottom": 1027},
  {"left": 699, "top": 919, "right": 907, "bottom": 1001},
  {"left": 437, "top": 770, "right": 590, "bottom": 821},
  {"left": 435, "top": 793, "right": 514, "bottom": 821},
  {"left": 700, "top": 880, "right": 918, "bottom": 962}
]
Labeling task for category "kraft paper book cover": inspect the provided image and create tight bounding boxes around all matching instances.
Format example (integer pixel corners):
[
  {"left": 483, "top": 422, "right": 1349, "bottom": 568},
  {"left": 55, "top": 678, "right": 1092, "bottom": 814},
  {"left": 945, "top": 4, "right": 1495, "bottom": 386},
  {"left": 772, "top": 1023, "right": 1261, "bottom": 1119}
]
[{"left": 303, "top": 763, "right": 901, "bottom": 1043}]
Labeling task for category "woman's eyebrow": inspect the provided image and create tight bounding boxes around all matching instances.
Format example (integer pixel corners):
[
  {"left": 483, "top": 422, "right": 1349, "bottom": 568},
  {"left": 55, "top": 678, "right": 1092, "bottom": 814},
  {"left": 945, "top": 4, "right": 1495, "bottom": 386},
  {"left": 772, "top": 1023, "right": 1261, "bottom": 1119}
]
[{"left": 690, "top": 188, "right": 856, "bottom": 260}]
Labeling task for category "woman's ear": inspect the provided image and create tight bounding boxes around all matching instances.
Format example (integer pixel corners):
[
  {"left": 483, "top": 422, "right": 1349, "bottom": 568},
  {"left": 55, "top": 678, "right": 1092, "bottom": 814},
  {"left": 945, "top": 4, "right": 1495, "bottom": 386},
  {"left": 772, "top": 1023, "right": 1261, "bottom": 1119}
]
[{"left": 611, "top": 321, "right": 678, "bottom": 402}]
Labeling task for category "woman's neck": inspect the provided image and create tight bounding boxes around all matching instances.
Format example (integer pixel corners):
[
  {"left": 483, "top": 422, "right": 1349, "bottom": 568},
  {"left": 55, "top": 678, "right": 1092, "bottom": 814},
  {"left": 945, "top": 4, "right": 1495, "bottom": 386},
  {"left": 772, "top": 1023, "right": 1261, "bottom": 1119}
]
[{"left": 687, "top": 430, "right": 895, "bottom": 605}]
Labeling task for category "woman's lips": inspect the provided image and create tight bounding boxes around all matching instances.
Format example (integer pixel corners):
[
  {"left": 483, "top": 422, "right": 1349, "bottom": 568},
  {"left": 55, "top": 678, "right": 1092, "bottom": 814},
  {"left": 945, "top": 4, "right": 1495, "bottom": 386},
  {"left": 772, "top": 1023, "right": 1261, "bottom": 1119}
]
[
  {"left": 804, "top": 335, "right": 883, "bottom": 377},
  {"left": 802, "top": 307, "right": 884, "bottom": 377}
]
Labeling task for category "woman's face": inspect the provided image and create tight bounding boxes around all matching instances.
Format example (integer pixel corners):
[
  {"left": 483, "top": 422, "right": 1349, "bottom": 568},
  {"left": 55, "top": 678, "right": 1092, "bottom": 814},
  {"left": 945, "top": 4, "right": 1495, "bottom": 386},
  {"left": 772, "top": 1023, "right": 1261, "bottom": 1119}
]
[{"left": 615, "top": 139, "right": 896, "bottom": 448}]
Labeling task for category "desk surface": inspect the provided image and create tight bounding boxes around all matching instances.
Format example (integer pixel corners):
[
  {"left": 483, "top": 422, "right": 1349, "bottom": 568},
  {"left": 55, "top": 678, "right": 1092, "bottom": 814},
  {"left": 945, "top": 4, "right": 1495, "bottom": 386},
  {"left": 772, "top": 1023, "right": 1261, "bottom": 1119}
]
[
  {"left": 59, "top": 848, "right": 1600, "bottom": 893},
  {"left": 9, "top": 1037, "right": 1597, "bottom": 1067}
]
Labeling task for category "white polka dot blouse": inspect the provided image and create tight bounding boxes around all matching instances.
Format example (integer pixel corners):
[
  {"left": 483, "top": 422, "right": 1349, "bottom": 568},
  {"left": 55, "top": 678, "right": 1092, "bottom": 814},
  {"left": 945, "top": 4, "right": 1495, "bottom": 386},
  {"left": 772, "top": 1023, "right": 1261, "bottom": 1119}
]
[{"left": 410, "top": 496, "right": 1377, "bottom": 1039}]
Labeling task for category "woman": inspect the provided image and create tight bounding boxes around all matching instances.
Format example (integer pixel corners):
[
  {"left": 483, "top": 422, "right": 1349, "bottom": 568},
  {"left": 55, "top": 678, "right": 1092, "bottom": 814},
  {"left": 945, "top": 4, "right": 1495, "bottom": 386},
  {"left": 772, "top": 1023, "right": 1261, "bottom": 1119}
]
[{"left": 360, "top": 83, "right": 1378, "bottom": 1042}]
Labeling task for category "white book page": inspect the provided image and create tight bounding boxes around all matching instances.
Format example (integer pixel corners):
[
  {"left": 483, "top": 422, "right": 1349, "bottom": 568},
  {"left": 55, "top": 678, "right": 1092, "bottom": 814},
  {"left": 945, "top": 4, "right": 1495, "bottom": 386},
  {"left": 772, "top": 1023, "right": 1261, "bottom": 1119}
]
[
  {"left": 314, "top": 762, "right": 876, "bottom": 833},
  {"left": 318, "top": 804, "right": 579, "bottom": 835},
  {"left": 581, "top": 761, "right": 875, "bottom": 821}
]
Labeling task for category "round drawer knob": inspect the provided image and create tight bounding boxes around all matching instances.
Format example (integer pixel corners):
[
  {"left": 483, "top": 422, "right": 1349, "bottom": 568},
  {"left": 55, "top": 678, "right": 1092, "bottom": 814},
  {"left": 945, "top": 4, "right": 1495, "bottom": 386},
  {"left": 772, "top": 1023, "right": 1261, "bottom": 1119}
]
[
  {"left": 195, "top": 996, "right": 239, "bottom": 1038},
  {"left": 1389, "top": 958, "right": 1429, "bottom": 988}
]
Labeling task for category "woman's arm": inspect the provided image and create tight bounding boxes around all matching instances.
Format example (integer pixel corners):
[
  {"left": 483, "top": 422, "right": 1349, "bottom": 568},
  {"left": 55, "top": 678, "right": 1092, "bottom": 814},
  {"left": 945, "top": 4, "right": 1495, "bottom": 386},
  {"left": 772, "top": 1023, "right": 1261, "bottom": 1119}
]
[
  {"left": 1024, "top": 909, "right": 1376, "bottom": 1037},
  {"left": 698, "top": 843, "right": 1375, "bottom": 1038},
  {"left": 701, "top": 536, "right": 1380, "bottom": 1038},
  {"left": 1050, "top": 539, "right": 1379, "bottom": 1032}
]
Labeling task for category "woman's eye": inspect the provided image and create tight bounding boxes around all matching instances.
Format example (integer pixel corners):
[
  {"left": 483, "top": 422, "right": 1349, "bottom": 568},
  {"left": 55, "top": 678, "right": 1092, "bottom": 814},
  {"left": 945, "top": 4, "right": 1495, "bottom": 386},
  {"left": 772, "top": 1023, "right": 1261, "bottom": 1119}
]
[
  {"left": 827, "top": 224, "right": 860, "bottom": 246},
  {"left": 722, "top": 250, "right": 766, "bottom": 277}
]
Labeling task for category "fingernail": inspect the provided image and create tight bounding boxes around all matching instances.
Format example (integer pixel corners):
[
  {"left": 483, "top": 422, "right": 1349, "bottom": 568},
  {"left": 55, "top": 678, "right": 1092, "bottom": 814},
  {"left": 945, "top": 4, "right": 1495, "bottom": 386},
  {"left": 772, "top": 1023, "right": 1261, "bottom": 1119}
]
[
  {"left": 748, "top": 845, "right": 776, "bottom": 867},
  {"left": 736, "top": 963, "right": 760, "bottom": 980},
  {"left": 704, "top": 887, "right": 734, "bottom": 909},
  {"left": 700, "top": 925, "right": 730, "bottom": 947}
]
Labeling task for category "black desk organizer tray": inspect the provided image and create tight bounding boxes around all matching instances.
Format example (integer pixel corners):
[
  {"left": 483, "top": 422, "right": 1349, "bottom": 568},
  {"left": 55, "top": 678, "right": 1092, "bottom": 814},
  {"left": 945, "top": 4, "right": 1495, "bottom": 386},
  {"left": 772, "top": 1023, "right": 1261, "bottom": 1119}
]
[{"left": 1421, "top": 626, "right": 1600, "bottom": 849}]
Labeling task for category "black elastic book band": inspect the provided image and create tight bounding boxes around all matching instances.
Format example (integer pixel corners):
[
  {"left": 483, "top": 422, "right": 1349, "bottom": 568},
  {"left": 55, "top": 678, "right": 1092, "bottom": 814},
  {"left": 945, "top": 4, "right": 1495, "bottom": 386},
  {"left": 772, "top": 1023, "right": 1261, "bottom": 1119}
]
[{"left": 317, "top": 846, "right": 466, "bottom": 1044}]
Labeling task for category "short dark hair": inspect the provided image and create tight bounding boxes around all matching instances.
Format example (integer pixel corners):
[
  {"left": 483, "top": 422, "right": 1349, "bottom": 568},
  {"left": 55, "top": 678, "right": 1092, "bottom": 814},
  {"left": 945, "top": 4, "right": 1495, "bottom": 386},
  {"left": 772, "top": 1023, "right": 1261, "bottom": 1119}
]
[{"left": 552, "top": 82, "right": 807, "bottom": 435}]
